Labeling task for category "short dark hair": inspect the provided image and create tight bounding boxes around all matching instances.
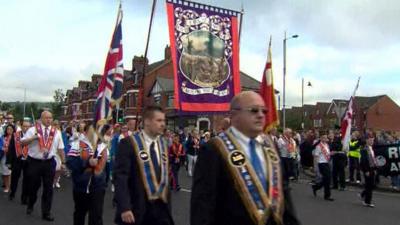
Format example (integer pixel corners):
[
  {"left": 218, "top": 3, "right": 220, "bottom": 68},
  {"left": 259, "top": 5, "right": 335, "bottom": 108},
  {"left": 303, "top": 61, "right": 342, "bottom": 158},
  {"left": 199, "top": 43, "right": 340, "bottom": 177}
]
[
  {"left": 84, "top": 124, "right": 91, "bottom": 133},
  {"left": 100, "top": 124, "right": 111, "bottom": 137},
  {"left": 142, "top": 105, "right": 164, "bottom": 121}
]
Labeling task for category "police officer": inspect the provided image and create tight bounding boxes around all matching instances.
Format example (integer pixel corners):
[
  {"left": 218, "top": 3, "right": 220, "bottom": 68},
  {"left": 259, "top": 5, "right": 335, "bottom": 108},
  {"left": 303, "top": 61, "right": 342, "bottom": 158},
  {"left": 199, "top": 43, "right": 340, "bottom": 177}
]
[
  {"left": 21, "top": 111, "right": 65, "bottom": 221},
  {"left": 348, "top": 131, "right": 362, "bottom": 183}
]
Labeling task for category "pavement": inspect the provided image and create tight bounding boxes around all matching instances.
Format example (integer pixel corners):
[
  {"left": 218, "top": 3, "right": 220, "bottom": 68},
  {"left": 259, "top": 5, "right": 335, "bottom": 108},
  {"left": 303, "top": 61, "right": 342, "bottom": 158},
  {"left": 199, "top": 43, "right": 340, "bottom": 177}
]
[
  {"left": 302, "top": 168, "right": 400, "bottom": 193},
  {"left": 0, "top": 169, "right": 399, "bottom": 225}
]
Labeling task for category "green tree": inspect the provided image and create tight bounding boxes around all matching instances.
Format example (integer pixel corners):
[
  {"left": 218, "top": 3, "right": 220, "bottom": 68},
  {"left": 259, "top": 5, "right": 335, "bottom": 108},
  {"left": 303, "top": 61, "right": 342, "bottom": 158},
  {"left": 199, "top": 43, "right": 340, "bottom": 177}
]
[
  {"left": 1, "top": 102, "right": 11, "bottom": 111},
  {"left": 53, "top": 89, "right": 65, "bottom": 103},
  {"left": 11, "top": 102, "right": 23, "bottom": 121},
  {"left": 29, "top": 102, "right": 39, "bottom": 121},
  {"left": 52, "top": 89, "right": 65, "bottom": 119}
]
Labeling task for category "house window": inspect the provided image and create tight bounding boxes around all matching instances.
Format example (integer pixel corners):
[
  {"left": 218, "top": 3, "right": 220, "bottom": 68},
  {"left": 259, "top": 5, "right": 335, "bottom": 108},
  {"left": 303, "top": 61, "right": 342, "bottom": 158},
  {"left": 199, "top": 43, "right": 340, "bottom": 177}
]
[
  {"left": 154, "top": 94, "right": 161, "bottom": 105},
  {"left": 167, "top": 95, "right": 174, "bottom": 108},
  {"left": 89, "top": 102, "right": 94, "bottom": 113},
  {"left": 313, "top": 119, "right": 322, "bottom": 128},
  {"left": 127, "top": 93, "right": 134, "bottom": 107},
  {"left": 132, "top": 93, "right": 137, "bottom": 106}
]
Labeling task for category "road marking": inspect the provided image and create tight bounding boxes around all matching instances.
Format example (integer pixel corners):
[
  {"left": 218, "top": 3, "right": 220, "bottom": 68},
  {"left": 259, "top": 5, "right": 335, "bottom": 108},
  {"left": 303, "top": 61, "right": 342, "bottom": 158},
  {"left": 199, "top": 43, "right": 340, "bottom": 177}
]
[
  {"left": 180, "top": 188, "right": 192, "bottom": 193},
  {"left": 294, "top": 178, "right": 400, "bottom": 198}
]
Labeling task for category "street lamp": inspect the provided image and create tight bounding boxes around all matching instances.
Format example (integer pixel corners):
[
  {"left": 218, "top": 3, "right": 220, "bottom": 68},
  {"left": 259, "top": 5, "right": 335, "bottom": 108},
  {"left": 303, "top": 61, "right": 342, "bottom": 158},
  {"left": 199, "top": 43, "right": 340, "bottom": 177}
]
[
  {"left": 301, "top": 78, "right": 312, "bottom": 129},
  {"left": 283, "top": 31, "right": 298, "bottom": 130},
  {"left": 15, "top": 86, "right": 27, "bottom": 119}
]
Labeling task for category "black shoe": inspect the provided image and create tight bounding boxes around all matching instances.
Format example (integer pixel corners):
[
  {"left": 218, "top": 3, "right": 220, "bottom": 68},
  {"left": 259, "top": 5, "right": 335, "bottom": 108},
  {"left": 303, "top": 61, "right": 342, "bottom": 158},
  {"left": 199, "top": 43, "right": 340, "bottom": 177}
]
[
  {"left": 324, "top": 197, "right": 335, "bottom": 201},
  {"left": 21, "top": 197, "right": 28, "bottom": 205},
  {"left": 42, "top": 214, "right": 55, "bottom": 221},
  {"left": 8, "top": 194, "right": 14, "bottom": 201},
  {"left": 26, "top": 207, "right": 33, "bottom": 215},
  {"left": 312, "top": 185, "right": 317, "bottom": 197}
]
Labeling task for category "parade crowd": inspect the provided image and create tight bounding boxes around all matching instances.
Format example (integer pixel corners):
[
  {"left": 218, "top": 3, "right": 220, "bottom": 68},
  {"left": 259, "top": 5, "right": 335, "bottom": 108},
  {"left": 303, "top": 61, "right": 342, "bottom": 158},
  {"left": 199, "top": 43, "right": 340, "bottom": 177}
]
[{"left": 0, "top": 91, "right": 398, "bottom": 225}]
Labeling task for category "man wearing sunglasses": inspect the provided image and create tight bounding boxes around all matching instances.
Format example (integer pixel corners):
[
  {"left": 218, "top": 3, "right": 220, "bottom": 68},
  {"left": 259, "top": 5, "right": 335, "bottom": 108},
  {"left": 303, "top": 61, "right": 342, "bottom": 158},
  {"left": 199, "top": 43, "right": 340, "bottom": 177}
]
[{"left": 191, "top": 91, "right": 300, "bottom": 225}]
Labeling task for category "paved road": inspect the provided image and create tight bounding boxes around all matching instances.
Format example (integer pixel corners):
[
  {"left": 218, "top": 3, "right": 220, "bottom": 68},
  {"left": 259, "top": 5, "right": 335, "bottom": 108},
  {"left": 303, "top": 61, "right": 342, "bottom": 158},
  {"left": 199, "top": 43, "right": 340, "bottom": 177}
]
[{"left": 0, "top": 170, "right": 399, "bottom": 225}]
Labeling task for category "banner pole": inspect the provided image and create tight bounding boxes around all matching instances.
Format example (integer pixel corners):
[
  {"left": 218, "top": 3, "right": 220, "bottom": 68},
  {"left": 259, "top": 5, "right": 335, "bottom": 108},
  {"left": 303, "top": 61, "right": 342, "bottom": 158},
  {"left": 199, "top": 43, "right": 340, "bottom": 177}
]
[
  {"left": 238, "top": 4, "right": 244, "bottom": 45},
  {"left": 135, "top": 0, "right": 158, "bottom": 130}
]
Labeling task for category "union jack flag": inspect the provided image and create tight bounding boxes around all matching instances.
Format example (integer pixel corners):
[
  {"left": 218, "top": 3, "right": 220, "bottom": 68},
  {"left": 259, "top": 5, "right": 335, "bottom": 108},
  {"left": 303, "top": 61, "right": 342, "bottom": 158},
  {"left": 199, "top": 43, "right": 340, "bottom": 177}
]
[{"left": 94, "top": 4, "right": 123, "bottom": 126}]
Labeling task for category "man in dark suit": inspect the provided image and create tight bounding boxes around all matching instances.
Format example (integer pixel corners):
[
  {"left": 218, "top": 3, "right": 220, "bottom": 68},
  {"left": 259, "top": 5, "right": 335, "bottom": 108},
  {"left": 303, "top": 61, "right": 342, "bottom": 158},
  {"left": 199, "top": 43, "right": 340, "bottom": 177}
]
[
  {"left": 114, "top": 105, "right": 174, "bottom": 225},
  {"left": 191, "top": 91, "right": 300, "bottom": 225}
]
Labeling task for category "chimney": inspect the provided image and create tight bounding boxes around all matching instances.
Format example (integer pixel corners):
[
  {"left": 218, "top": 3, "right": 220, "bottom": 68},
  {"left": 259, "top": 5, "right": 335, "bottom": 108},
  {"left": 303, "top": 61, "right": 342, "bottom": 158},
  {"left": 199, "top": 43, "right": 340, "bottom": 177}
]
[{"left": 164, "top": 45, "right": 171, "bottom": 59}]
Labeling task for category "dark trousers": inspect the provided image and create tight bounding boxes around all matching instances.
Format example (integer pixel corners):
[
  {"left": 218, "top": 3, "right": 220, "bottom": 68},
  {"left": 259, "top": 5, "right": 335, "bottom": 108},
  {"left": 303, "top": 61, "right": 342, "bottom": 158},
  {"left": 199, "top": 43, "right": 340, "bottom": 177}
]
[
  {"left": 105, "top": 162, "right": 111, "bottom": 185},
  {"left": 73, "top": 190, "right": 105, "bottom": 225},
  {"left": 281, "top": 157, "right": 295, "bottom": 183},
  {"left": 171, "top": 163, "right": 180, "bottom": 189},
  {"left": 314, "top": 163, "right": 331, "bottom": 198},
  {"left": 140, "top": 201, "right": 174, "bottom": 225},
  {"left": 26, "top": 157, "right": 56, "bottom": 216},
  {"left": 10, "top": 158, "right": 29, "bottom": 201},
  {"left": 332, "top": 155, "right": 346, "bottom": 188},
  {"left": 349, "top": 157, "right": 361, "bottom": 182},
  {"left": 361, "top": 171, "right": 375, "bottom": 204}
]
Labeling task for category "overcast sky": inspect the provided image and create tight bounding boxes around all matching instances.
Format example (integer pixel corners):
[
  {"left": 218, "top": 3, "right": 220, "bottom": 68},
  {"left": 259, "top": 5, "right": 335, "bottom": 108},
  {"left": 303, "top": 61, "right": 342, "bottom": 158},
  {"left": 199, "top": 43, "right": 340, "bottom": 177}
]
[{"left": 1, "top": 0, "right": 399, "bottom": 108}]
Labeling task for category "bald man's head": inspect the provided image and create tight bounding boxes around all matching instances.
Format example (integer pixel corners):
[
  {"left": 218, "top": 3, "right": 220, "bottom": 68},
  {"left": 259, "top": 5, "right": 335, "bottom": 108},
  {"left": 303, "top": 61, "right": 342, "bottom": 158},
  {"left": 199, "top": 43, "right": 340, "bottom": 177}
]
[
  {"left": 230, "top": 91, "right": 267, "bottom": 138},
  {"left": 41, "top": 111, "right": 53, "bottom": 127}
]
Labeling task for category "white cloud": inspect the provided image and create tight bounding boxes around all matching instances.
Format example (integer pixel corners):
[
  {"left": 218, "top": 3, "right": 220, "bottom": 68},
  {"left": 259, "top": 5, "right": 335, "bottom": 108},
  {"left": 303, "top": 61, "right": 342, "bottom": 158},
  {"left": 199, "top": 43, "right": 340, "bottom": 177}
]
[{"left": 0, "top": 0, "right": 399, "bottom": 107}]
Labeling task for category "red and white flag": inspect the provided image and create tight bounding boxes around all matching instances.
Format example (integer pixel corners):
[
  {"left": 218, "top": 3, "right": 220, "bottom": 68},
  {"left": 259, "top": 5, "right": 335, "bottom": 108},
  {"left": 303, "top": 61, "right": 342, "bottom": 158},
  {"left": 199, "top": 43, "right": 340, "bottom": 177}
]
[
  {"left": 260, "top": 37, "right": 279, "bottom": 132},
  {"left": 341, "top": 78, "right": 360, "bottom": 151}
]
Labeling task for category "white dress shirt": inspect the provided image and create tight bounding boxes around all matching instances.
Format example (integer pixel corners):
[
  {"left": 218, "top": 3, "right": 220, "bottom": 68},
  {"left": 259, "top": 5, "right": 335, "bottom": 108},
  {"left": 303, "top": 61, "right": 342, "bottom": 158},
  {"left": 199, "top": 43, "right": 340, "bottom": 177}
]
[
  {"left": 22, "top": 124, "right": 64, "bottom": 160},
  {"left": 142, "top": 131, "right": 160, "bottom": 164},
  {"left": 277, "top": 136, "right": 296, "bottom": 158},
  {"left": 313, "top": 142, "right": 330, "bottom": 164},
  {"left": 229, "top": 126, "right": 266, "bottom": 175}
]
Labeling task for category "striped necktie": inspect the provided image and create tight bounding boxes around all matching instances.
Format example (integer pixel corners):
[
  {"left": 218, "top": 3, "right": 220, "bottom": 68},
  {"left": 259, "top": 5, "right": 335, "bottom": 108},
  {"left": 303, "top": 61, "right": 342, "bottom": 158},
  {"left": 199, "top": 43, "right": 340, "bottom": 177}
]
[{"left": 44, "top": 127, "right": 49, "bottom": 144}]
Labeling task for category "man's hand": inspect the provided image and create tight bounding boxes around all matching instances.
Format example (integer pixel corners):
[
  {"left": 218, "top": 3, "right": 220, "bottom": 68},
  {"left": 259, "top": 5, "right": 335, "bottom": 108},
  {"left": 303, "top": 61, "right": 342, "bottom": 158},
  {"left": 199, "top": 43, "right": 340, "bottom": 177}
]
[
  {"left": 89, "top": 158, "right": 98, "bottom": 167},
  {"left": 60, "top": 164, "right": 66, "bottom": 171},
  {"left": 121, "top": 210, "right": 135, "bottom": 224},
  {"left": 365, "top": 171, "right": 370, "bottom": 176}
]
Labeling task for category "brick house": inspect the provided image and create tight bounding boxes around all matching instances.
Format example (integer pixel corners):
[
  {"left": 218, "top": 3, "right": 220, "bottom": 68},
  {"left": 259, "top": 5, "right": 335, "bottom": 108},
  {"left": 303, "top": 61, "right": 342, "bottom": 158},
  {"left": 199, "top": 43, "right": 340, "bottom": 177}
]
[
  {"left": 283, "top": 95, "right": 400, "bottom": 132},
  {"left": 353, "top": 95, "right": 400, "bottom": 132},
  {"left": 61, "top": 46, "right": 262, "bottom": 132}
]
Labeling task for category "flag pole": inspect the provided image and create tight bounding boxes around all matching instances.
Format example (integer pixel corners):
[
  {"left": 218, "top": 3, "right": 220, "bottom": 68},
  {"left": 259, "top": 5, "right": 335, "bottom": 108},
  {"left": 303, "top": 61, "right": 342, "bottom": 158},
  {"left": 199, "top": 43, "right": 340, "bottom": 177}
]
[
  {"left": 115, "top": 1, "right": 122, "bottom": 125},
  {"left": 352, "top": 76, "right": 361, "bottom": 97},
  {"left": 31, "top": 107, "right": 36, "bottom": 125},
  {"left": 238, "top": 3, "right": 244, "bottom": 44},
  {"left": 135, "top": 0, "right": 158, "bottom": 130}
]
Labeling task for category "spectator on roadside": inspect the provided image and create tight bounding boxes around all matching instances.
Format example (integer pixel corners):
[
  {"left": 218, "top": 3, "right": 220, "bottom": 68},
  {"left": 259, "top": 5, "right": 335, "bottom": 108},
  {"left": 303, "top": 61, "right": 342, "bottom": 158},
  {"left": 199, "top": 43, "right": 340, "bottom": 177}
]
[
  {"left": 186, "top": 129, "right": 200, "bottom": 177},
  {"left": 277, "top": 128, "right": 297, "bottom": 183},
  {"left": 329, "top": 130, "right": 347, "bottom": 191},
  {"left": 359, "top": 134, "right": 377, "bottom": 207}
]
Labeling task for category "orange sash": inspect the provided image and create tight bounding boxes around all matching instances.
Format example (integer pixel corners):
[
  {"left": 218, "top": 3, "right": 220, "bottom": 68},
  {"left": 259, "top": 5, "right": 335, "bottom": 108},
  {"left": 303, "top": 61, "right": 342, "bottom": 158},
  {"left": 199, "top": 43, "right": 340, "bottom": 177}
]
[
  {"left": 283, "top": 136, "right": 295, "bottom": 153},
  {"left": 93, "top": 144, "right": 108, "bottom": 176},
  {"left": 36, "top": 124, "right": 56, "bottom": 152},
  {"left": 14, "top": 131, "right": 28, "bottom": 158},
  {"left": 319, "top": 143, "right": 330, "bottom": 161},
  {"left": 2, "top": 135, "right": 11, "bottom": 154}
]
